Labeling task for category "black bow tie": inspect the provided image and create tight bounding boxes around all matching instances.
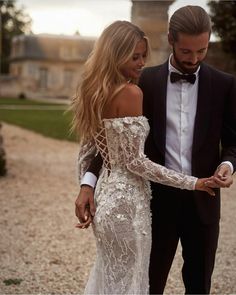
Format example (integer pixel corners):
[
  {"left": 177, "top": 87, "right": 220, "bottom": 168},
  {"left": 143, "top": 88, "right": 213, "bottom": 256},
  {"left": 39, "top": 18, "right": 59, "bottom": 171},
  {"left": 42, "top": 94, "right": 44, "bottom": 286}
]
[{"left": 170, "top": 72, "right": 196, "bottom": 84}]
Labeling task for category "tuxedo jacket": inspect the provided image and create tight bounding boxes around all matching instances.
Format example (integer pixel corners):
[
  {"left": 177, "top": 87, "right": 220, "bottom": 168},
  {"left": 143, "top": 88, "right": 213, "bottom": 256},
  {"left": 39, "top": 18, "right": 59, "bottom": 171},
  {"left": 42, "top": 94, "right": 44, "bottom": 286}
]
[{"left": 139, "top": 61, "right": 236, "bottom": 224}]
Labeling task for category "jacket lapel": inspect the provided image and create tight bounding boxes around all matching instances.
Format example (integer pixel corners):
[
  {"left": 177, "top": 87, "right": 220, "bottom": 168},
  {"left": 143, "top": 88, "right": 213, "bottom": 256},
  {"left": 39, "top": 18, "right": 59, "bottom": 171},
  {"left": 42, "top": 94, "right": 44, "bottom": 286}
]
[
  {"left": 192, "top": 63, "right": 212, "bottom": 155},
  {"left": 152, "top": 61, "right": 168, "bottom": 159}
]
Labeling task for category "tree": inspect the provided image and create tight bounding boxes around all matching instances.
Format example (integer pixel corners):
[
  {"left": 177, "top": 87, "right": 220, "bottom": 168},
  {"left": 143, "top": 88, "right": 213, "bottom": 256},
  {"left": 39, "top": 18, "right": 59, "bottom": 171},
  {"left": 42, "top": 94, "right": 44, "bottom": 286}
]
[
  {"left": 0, "top": 0, "right": 32, "bottom": 73},
  {"left": 208, "top": 0, "right": 236, "bottom": 56},
  {"left": 0, "top": 122, "right": 7, "bottom": 176}
]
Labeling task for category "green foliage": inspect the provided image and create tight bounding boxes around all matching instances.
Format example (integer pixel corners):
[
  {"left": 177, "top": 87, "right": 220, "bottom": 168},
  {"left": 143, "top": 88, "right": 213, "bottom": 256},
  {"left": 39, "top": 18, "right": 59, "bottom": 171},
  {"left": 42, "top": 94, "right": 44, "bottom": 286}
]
[
  {"left": 0, "top": 0, "right": 32, "bottom": 73},
  {"left": 0, "top": 137, "right": 7, "bottom": 176},
  {"left": 208, "top": 0, "right": 236, "bottom": 56},
  {"left": 0, "top": 97, "right": 66, "bottom": 106},
  {"left": 0, "top": 149, "right": 7, "bottom": 176},
  {"left": 0, "top": 98, "right": 76, "bottom": 141},
  {"left": 3, "top": 278, "right": 23, "bottom": 285}
]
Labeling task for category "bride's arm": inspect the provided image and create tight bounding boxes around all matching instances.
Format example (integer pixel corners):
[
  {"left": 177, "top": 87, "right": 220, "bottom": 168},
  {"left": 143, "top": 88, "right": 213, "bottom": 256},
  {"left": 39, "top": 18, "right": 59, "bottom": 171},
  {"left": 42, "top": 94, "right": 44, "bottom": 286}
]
[{"left": 117, "top": 84, "right": 215, "bottom": 195}]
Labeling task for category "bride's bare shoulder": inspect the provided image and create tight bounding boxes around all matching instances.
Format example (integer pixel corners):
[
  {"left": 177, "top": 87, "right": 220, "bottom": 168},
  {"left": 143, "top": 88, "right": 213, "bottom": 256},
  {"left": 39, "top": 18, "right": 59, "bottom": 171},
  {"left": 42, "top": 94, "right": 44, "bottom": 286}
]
[
  {"left": 115, "top": 83, "right": 143, "bottom": 117},
  {"left": 120, "top": 83, "right": 143, "bottom": 99}
]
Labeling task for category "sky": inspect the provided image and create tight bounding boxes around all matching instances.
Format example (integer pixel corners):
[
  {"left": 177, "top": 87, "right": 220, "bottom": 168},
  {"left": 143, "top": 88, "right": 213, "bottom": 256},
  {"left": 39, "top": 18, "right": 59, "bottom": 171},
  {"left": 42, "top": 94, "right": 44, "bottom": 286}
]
[{"left": 17, "top": 0, "right": 211, "bottom": 37}]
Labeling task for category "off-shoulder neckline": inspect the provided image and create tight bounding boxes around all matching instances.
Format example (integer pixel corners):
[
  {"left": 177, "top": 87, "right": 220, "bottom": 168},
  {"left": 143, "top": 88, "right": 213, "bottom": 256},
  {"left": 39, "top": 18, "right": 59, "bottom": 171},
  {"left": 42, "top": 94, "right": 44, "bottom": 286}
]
[{"left": 102, "top": 115, "right": 147, "bottom": 122}]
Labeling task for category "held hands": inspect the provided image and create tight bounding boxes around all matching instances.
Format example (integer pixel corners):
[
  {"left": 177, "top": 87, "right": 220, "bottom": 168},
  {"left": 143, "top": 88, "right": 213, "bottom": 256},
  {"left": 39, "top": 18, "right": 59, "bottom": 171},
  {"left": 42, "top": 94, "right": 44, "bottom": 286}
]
[
  {"left": 75, "top": 185, "right": 96, "bottom": 229},
  {"left": 206, "top": 164, "right": 233, "bottom": 188},
  {"left": 195, "top": 164, "right": 233, "bottom": 196},
  {"left": 195, "top": 177, "right": 216, "bottom": 196}
]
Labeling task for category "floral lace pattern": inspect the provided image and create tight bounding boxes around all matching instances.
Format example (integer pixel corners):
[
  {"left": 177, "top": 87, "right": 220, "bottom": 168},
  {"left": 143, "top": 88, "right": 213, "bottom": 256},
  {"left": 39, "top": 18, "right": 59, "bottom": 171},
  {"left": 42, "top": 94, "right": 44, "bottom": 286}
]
[{"left": 78, "top": 116, "right": 197, "bottom": 294}]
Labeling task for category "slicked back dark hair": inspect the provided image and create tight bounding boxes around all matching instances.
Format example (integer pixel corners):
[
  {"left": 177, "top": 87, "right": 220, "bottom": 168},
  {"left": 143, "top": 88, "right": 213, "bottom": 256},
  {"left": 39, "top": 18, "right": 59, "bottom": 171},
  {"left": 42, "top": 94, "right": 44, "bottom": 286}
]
[{"left": 169, "top": 5, "right": 211, "bottom": 41}]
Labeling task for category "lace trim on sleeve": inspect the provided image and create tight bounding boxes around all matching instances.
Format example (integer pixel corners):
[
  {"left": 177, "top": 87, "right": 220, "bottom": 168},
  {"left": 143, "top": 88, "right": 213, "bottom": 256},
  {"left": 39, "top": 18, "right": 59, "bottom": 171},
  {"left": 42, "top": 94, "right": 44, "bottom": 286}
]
[{"left": 118, "top": 117, "right": 197, "bottom": 190}]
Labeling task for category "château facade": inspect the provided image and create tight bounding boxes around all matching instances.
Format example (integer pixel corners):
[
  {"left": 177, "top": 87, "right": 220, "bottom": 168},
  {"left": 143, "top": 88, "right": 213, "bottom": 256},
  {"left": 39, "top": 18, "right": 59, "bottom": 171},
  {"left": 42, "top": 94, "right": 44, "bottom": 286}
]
[
  {"left": 0, "top": 0, "right": 234, "bottom": 99},
  {"left": 0, "top": 34, "right": 95, "bottom": 99}
]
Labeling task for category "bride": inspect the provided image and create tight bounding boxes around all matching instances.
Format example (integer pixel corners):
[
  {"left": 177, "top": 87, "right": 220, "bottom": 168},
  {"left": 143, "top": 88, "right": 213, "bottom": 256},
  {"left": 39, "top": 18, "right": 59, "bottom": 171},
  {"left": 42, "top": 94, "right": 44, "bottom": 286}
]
[{"left": 71, "top": 20, "right": 215, "bottom": 294}]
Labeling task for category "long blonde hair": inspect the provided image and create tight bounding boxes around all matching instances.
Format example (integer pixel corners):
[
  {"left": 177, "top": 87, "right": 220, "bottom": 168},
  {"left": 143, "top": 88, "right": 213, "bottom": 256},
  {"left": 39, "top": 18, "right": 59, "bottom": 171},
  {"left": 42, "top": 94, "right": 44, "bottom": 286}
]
[{"left": 71, "top": 20, "right": 149, "bottom": 141}]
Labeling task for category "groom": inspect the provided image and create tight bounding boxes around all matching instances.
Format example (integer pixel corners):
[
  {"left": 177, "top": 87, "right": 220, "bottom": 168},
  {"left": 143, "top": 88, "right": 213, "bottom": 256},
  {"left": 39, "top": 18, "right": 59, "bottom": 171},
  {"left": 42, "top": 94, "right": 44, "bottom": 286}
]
[
  {"left": 139, "top": 5, "right": 236, "bottom": 294},
  {"left": 75, "top": 5, "right": 236, "bottom": 294}
]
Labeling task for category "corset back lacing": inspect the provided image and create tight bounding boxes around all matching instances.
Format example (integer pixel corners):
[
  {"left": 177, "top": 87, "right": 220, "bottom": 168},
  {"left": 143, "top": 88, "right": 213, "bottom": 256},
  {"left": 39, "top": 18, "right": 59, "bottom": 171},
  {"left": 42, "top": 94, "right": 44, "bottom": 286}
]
[{"left": 94, "top": 124, "right": 111, "bottom": 174}]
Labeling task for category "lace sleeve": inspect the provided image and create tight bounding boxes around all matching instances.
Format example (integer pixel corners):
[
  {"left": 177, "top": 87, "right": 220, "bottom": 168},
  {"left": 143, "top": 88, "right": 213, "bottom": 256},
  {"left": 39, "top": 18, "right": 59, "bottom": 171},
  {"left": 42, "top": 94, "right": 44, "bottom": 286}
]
[
  {"left": 77, "top": 137, "right": 97, "bottom": 183},
  {"left": 119, "top": 118, "right": 197, "bottom": 190}
]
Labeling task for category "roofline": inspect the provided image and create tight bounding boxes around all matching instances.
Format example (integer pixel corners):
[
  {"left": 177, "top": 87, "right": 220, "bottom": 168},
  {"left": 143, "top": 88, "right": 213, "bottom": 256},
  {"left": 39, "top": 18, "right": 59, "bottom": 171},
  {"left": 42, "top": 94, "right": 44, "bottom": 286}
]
[
  {"left": 12, "top": 33, "right": 97, "bottom": 42},
  {"left": 10, "top": 57, "right": 87, "bottom": 63}
]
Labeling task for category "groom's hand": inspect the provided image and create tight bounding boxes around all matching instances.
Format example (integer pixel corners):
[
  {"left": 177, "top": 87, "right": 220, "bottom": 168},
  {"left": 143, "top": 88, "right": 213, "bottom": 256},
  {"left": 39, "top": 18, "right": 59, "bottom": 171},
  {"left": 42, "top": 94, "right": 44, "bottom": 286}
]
[
  {"left": 206, "top": 164, "right": 233, "bottom": 188},
  {"left": 214, "top": 163, "right": 233, "bottom": 188},
  {"left": 75, "top": 185, "right": 96, "bottom": 223}
]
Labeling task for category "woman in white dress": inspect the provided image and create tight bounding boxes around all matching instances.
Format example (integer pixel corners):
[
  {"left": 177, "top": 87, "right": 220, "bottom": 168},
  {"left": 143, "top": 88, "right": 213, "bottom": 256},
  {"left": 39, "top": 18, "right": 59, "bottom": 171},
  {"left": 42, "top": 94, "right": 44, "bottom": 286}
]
[{"left": 72, "top": 21, "right": 215, "bottom": 294}]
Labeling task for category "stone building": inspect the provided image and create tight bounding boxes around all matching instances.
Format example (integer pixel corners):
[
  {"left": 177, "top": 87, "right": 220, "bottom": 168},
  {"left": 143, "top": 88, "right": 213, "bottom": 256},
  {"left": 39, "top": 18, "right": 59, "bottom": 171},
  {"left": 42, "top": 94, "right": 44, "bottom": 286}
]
[
  {"left": 0, "top": 0, "right": 234, "bottom": 99},
  {"left": 0, "top": 34, "right": 95, "bottom": 99},
  {"left": 0, "top": 0, "right": 174, "bottom": 101},
  {"left": 131, "top": 0, "right": 174, "bottom": 65}
]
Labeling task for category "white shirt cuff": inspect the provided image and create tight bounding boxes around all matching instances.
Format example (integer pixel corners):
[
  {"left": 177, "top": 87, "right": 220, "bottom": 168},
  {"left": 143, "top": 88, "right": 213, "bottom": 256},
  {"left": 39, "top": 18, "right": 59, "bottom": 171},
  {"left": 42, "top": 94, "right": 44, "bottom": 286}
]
[
  {"left": 218, "top": 161, "right": 234, "bottom": 174},
  {"left": 80, "top": 172, "right": 97, "bottom": 188}
]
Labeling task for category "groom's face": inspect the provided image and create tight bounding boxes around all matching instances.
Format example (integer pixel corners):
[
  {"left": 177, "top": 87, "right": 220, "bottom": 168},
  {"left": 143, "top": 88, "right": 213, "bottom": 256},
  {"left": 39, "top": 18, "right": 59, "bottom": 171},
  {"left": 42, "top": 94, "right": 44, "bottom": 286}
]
[{"left": 169, "top": 32, "right": 210, "bottom": 74}]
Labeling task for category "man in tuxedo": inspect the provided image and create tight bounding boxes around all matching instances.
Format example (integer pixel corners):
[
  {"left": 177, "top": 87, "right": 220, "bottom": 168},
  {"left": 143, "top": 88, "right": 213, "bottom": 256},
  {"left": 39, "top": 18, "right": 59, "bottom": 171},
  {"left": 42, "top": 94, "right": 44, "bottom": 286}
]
[
  {"left": 75, "top": 6, "right": 236, "bottom": 294},
  {"left": 139, "top": 5, "right": 236, "bottom": 294}
]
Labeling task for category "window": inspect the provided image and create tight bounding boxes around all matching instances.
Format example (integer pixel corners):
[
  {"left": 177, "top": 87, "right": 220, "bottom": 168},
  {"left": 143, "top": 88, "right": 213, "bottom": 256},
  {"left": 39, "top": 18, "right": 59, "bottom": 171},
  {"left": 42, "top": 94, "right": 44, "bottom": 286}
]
[
  {"left": 64, "top": 69, "right": 74, "bottom": 88},
  {"left": 39, "top": 68, "right": 48, "bottom": 89}
]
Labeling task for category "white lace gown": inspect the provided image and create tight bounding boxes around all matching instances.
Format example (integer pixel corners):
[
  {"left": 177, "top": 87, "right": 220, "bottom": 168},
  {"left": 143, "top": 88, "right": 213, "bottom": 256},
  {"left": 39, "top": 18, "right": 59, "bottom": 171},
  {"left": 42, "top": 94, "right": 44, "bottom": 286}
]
[{"left": 77, "top": 116, "right": 197, "bottom": 294}]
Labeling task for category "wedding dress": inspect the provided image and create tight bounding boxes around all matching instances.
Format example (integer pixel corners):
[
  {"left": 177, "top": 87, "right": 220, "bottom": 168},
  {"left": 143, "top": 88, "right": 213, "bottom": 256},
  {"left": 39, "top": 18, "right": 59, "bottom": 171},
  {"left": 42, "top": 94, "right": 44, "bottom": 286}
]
[{"left": 78, "top": 116, "right": 197, "bottom": 294}]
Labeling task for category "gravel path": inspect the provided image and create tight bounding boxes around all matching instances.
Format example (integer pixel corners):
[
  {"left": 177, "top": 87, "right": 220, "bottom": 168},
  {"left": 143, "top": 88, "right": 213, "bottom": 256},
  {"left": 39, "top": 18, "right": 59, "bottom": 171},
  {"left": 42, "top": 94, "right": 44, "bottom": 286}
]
[{"left": 0, "top": 123, "right": 235, "bottom": 294}]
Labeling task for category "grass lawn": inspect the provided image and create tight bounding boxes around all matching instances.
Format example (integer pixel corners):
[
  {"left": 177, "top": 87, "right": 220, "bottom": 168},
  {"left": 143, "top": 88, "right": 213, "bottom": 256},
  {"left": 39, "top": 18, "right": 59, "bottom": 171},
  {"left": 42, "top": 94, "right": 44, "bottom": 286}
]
[
  {"left": 0, "top": 97, "right": 66, "bottom": 105},
  {"left": 0, "top": 97, "right": 77, "bottom": 142}
]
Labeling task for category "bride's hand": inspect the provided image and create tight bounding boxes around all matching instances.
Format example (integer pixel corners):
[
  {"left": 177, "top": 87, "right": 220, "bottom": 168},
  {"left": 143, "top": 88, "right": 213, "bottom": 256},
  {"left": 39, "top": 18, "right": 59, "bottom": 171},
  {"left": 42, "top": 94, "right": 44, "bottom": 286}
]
[
  {"left": 75, "top": 208, "right": 93, "bottom": 229},
  {"left": 195, "top": 177, "right": 216, "bottom": 196}
]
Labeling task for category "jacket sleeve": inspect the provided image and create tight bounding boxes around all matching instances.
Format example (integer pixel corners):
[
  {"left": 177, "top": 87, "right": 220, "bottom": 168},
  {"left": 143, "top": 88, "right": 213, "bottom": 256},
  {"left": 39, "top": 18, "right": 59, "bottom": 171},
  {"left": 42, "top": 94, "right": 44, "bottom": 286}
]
[
  {"left": 221, "top": 75, "right": 236, "bottom": 173},
  {"left": 77, "top": 138, "right": 97, "bottom": 184}
]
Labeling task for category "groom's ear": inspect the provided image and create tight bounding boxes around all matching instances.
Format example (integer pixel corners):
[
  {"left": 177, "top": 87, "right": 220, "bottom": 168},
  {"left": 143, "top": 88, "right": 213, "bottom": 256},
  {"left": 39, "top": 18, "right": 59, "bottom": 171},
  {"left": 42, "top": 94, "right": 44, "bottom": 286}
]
[{"left": 168, "top": 33, "right": 174, "bottom": 46}]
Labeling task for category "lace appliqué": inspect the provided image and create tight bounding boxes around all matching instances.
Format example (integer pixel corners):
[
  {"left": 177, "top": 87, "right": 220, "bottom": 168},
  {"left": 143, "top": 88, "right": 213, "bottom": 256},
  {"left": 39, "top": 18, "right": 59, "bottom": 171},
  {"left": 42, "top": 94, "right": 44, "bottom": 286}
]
[{"left": 78, "top": 116, "right": 197, "bottom": 295}]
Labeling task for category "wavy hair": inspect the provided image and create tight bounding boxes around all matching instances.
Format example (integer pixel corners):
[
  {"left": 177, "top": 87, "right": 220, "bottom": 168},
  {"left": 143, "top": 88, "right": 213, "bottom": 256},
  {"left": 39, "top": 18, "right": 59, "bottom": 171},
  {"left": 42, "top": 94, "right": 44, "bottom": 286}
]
[{"left": 71, "top": 20, "right": 149, "bottom": 141}]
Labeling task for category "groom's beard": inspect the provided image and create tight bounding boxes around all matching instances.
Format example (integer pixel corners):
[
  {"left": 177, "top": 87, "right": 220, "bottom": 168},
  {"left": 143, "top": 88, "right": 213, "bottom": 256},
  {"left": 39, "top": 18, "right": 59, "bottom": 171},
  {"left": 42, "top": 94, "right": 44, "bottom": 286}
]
[{"left": 172, "top": 47, "right": 202, "bottom": 74}]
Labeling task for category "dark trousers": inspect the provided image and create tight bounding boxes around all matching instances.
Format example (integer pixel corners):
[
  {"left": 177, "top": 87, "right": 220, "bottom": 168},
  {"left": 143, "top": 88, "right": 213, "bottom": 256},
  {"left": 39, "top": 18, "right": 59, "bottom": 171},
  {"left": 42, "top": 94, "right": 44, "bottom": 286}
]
[{"left": 149, "top": 187, "right": 219, "bottom": 294}]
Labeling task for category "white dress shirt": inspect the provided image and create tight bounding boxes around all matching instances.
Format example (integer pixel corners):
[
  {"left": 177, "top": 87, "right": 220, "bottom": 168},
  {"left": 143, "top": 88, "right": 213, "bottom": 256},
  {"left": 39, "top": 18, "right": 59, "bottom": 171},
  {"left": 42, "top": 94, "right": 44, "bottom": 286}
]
[{"left": 165, "top": 56, "right": 200, "bottom": 174}]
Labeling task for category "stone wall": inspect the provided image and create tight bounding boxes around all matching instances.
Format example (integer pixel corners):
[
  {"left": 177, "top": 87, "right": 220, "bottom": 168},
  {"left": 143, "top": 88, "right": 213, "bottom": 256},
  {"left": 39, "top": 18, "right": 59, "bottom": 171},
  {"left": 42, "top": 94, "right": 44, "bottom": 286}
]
[
  {"left": 0, "top": 75, "right": 22, "bottom": 98},
  {"left": 131, "top": 0, "right": 174, "bottom": 65}
]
